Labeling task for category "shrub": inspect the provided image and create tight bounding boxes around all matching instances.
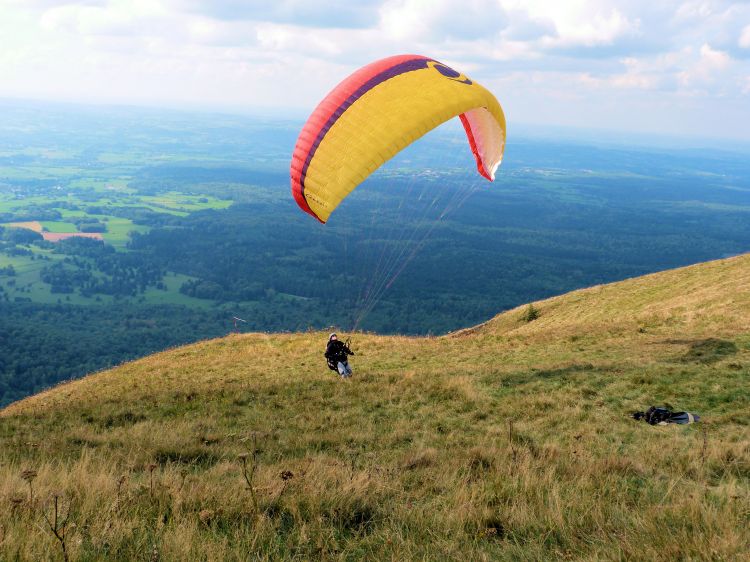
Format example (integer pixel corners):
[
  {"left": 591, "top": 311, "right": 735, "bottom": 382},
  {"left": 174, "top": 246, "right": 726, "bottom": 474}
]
[{"left": 521, "top": 304, "right": 540, "bottom": 322}]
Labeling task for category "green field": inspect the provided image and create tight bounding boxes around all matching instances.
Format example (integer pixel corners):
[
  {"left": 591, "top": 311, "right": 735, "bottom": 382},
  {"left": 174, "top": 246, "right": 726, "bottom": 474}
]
[
  {"left": 0, "top": 249, "right": 218, "bottom": 307},
  {"left": 140, "top": 273, "right": 215, "bottom": 307},
  {"left": 0, "top": 251, "right": 104, "bottom": 305},
  {"left": 3, "top": 215, "right": 149, "bottom": 248},
  {"left": 142, "top": 192, "right": 233, "bottom": 212},
  {"left": 0, "top": 190, "right": 231, "bottom": 217},
  {"left": 101, "top": 217, "right": 150, "bottom": 248},
  {"left": 38, "top": 220, "right": 77, "bottom": 233},
  {"left": 1, "top": 162, "right": 233, "bottom": 304}
]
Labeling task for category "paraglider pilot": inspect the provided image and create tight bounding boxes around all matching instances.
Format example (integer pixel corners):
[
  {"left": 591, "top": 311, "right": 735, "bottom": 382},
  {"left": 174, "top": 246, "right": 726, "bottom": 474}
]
[{"left": 325, "top": 333, "right": 354, "bottom": 378}]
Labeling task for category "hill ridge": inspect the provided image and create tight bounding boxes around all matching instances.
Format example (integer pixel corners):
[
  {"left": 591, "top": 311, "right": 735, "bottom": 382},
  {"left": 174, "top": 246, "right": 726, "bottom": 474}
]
[{"left": 452, "top": 251, "right": 750, "bottom": 338}]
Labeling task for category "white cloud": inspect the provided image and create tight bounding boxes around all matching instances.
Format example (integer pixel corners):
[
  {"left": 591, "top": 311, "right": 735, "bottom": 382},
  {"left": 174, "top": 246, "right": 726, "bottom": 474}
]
[
  {"left": 0, "top": 0, "right": 749, "bottom": 138},
  {"left": 574, "top": 42, "right": 735, "bottom": 96},
  {"left": 675, "top": 0, "right": 716, "bottom": 21},
  {"left": 379, "top": 0, "right": 506, "bottom": 42},
  {"left": 171, "top": 0, "right": 382, "bottom": 28},
  {"left": 499, "top": 0, "right": 639, "bottom": 48},
  {"left": 255, "top": 23, "right": 347, "bottom": 57},
  {"left": 678, "top": 43, "right": 731, "bottom": 88},
  {"left": 698, "top": 42, "right": 731, "bottom": 70},
  {"left": 610, "top": 57, "right": 663, "bottom": 89},
  {"left": 39, "top": 1, "right": 167, "bottom": 35},
  {"left": 740, "top": 24, "right": 750, "bottom": 49}
]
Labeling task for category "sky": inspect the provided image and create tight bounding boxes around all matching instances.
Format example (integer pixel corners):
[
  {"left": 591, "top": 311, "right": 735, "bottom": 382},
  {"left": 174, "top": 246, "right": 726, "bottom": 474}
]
[{"left": 1, "top": 0, "right": 750, "bottom": 140}]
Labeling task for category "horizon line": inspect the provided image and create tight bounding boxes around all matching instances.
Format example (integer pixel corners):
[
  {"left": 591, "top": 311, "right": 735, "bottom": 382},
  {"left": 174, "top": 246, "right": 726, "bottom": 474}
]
[{"left": 1, "top": 95, "right": 750, "bottom": 153}]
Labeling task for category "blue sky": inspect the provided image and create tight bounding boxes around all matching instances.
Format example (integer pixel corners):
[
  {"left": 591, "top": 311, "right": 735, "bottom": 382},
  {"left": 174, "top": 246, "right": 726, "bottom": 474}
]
[{"left": 1, "top": 0, "right": 750, "bottom": 140}]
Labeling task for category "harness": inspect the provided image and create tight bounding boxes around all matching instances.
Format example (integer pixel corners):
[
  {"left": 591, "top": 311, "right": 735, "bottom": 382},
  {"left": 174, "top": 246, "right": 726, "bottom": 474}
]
[{"left": 325, "top": 338, "right": 353, "bottom": 371}]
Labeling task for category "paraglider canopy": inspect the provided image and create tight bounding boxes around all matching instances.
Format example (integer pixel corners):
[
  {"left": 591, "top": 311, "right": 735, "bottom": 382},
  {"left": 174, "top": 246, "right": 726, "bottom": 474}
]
[{"left": 290, "top": 54, "right": 506, "bottom": 223}]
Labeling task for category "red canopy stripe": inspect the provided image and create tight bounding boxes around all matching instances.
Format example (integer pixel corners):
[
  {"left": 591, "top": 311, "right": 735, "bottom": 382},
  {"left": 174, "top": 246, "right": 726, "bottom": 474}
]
[{"left": 290, "top": 54, "right": 429, "bottom": 221}]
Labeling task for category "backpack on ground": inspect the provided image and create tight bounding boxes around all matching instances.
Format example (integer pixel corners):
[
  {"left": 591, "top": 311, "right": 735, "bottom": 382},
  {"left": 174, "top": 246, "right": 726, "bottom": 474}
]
[{"left": 632, "top": 406, "right": 700, "bottom": 425}]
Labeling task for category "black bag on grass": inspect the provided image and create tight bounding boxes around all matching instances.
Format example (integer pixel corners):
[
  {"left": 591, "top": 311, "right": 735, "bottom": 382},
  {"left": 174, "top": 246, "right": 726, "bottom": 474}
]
[{"left": 632, "top": 406, "right": 699, "bottom": 425}]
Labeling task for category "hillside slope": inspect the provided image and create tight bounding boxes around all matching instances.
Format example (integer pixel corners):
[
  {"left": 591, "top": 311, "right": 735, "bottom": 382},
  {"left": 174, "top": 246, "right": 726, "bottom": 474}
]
[
  {"left": 1, "top": 255, "right": 748, "bottom": 561},
  {"left": 461, "top": 251, "right": 750, "bottom": 338}
]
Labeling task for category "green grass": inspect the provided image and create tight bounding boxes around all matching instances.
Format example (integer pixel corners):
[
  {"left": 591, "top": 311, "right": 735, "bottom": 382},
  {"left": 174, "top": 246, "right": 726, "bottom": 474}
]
[
  {"left": 0, "top": 251, "right": 112, "bottom": 305},
  {"left": 1, "top": 255, "right": 748, "bottom": 560},
  {"left": 56, "top": 209, "right": 88, "bottom": 219},
  {"left": 1, "top": 180, "right": 232, "bottom": 308},
  {"left": 3, "top": 165, "right": 82, "bottom": 179},
  {"left": 0, "top": 173, "right": 232, "bottom": 220},
  {"left": 100, "top": 218, "right": 150, "bottom": 248},
  {"left": 38, "top": 221, "right": 78, "bottom": 233},
  {"left": 96, "top": 153, "right": 139, "bottom": 164},
  {"left": 141, "top": 192, "right": 233, "bottom": 212},
  {"left": 0, "top": 167, "right": 51, "bottom": 181},
  {"left": 0, "top": 251, "right": 197, "bottom": 306},
  {"left": 39, "top": 209, "right": 148, "bottom": 247},
  {"left": 0, "top": 253, "right": 49, "bottom": 275},
  {"left": 140, "top": 273, "right": 213, "bottom": 307}
]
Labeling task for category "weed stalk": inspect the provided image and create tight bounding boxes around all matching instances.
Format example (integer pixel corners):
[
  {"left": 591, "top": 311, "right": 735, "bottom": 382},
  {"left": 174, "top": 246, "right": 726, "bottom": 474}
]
[
  {"left": 21, "top": 469, "right": 37, "bottom": 507},
  {"left": 43, "top": 494, "right": 71, "bottom": 562},
  {"left": 147, "top": 464, "right": 157, "bottom": 498},
  {"left": 239, "top": 433, "right": 260, "bottom": 514}
]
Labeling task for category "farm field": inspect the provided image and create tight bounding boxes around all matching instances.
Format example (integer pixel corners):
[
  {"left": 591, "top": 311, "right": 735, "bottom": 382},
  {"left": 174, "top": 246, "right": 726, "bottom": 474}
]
[
  {"left": 1, "top": 165, "right": 234, "bottom": 306},
  {"left": 5, "top": 221, "right": 42, "bottom": 232}
]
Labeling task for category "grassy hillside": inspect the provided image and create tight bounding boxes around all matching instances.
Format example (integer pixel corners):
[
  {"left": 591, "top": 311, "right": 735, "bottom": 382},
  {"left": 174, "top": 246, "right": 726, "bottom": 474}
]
[{"left": 1, "top": 255, "right": 748, "bottom": 561}]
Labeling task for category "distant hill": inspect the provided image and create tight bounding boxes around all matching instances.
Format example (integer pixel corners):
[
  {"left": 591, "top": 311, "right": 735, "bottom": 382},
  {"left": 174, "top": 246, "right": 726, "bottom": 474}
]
[{"left": 1, "top": 254, "right": 748, "bottom": 560}]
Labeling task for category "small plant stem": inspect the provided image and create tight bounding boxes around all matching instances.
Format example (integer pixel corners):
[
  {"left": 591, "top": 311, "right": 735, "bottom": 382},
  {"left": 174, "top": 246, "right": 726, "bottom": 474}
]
[
  {"left": 43, "top": 495, "right": 70, "bottom": 562},
  {"left": 240, "top": 434, "right": 260, "bottom": 514},
  {"left": 21, "top": 469, "right": 37, "bottom": 509},
  {"left": 147, "top": 463, "right": 157, "bottom": 499},
  {"left": 241, "top": 456, "right": 259, "bottom": 513}
]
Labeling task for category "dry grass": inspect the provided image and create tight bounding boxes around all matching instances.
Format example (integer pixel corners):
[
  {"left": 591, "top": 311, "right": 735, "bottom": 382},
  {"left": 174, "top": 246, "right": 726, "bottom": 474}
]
[{"left": 0, "top": 255, "right": 749, "bottom": 560}]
